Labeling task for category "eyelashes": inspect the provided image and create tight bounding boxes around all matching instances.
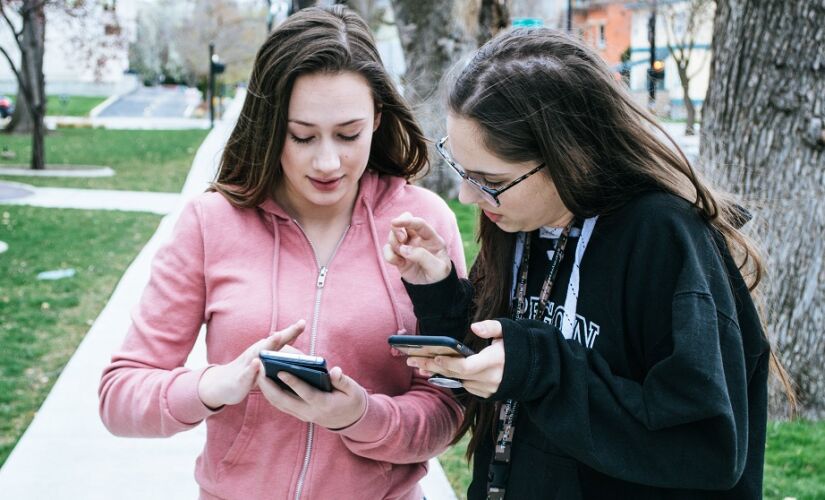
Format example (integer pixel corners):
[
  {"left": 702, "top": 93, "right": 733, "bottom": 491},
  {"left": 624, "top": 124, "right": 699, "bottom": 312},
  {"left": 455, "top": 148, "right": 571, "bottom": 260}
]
[{"left": 289, "top": 133, "right": 361, "bottom": 144}]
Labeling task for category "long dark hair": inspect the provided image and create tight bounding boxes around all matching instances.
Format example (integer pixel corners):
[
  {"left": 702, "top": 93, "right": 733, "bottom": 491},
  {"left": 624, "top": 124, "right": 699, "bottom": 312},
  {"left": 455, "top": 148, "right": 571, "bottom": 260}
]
[
  {"left": 211, "top": 5, "right": 428, "bottom": 207},
  {"left": 448, "top": 28, "right": 794, "bottom": 458}
]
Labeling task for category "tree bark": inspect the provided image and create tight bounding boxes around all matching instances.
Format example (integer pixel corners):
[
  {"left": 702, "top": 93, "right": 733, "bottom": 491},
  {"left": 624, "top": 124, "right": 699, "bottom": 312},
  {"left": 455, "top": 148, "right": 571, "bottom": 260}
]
[
  {"left": 700, "top": 0, "right": 825, "bottom": 418},
  {"left": 391, "top": 0, "right": 473, "bottom": 196},
  {"left": 676, "top": 64, "right": 696, "bottom": 135},
  {"left": 2, "top": 0, "right": 48, "bottom": 170}
]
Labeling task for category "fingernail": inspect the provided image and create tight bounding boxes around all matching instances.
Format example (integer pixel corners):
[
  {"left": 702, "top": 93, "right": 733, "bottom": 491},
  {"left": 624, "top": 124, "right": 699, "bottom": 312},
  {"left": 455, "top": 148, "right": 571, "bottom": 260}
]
[
  {"left": 407, "top": 359, "right": 417, "bottom": 367},
  {"left": 399, "top": 245, "right": 411, "bottom": 256}
]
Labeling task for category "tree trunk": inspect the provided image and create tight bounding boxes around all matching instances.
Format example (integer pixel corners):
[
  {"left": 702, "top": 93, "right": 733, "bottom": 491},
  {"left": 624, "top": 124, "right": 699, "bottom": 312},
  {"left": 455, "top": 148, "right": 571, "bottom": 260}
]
[
  {"left": 477, "top": 0, "right": 509, "bottom": 47},
  {"left": 4, "top": 1, "right": 47, "bottom": 170},
  {"left": 700, "top": 0, "right": 825, "bottom": 418},
  {"left": 676, "top": 64, "right": 696, "bottom": 136},
  {"left": 391, "top": 0, "right": 473, "bottom": 196}
]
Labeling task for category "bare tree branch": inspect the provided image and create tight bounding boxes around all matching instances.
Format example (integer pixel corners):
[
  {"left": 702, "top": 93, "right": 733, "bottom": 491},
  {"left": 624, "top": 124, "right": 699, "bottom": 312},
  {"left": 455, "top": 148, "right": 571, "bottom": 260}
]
[{"left": 0, "top": 2, "right": 24, "bottom": 39}]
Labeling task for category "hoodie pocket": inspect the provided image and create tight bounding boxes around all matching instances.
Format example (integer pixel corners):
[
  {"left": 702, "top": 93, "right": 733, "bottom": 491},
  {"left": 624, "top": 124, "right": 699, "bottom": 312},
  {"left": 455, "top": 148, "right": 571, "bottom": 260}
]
[{"left": 217, "top": 391, "right": 261, "bottom": 476}]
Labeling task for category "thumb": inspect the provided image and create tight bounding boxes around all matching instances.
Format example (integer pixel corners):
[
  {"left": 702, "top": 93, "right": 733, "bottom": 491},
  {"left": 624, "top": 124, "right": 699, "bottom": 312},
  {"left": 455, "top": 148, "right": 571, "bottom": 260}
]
[
  {"left": 329, "top": 366, "right": 358, "bottom": 395},
  {"left": 471, "top": 320, "right": 503, "bottom": 339}
]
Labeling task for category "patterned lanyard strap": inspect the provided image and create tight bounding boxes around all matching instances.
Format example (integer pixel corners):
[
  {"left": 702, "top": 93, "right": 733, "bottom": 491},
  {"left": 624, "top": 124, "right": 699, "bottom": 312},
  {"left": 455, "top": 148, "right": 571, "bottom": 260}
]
[{"left": 486, "top": 221, "right": 575, "bottom": 500}]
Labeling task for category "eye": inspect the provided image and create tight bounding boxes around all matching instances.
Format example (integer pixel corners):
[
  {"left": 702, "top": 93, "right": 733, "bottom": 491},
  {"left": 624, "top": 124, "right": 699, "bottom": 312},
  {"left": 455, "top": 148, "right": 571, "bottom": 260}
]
[
  {"left": 338, "top": 133, "right": 361, "bottom": 142},
  {"left": 290, "top": 134, "right": 314, "bottom": 144},
  {"left": 481, "top": 179, "right": 504, "bottom": 188}
]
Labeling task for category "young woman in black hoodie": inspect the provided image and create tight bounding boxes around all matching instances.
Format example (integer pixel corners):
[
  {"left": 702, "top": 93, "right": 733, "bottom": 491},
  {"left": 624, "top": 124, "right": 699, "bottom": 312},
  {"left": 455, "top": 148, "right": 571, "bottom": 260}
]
[{"left": 384, "top": 28, "right": 792, "bottom": 499}]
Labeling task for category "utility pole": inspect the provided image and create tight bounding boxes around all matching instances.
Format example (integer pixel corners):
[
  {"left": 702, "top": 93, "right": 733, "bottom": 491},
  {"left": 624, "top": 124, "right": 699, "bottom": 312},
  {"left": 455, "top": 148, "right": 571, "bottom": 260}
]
[
  {"left": 647, "top": 1, "right": 657, "bottom": 106},
  {"left": 567, "top": 0, "right": 572, "bottom": 31}
]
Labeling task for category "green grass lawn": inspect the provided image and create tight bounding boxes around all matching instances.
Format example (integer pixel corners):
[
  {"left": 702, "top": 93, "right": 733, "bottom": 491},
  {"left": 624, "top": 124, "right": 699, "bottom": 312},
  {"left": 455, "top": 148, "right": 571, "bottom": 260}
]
[
  {"left": 46, "top": 95, "right": 107, "bottom": 117},
  {"left": 442, "top": 197, "right": 825, "bottom": 500},
  {"left": 0, "top": 206, "right": 161, "bottom": 466},
  {"left": 0, "top": 128, "right": 208, "bottom": 192}
]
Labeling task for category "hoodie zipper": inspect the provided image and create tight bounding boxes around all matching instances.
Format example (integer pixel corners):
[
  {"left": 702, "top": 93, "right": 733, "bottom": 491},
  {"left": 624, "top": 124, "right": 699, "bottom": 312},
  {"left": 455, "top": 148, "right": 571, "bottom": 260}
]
[{"left": 292, "top": 221, "right": 350, "bottom": 500}]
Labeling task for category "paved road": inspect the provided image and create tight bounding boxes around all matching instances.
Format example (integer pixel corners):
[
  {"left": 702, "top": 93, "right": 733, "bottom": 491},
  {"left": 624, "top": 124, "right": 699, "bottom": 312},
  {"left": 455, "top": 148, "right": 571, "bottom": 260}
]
[{"left": 97, "top": 85, "right": 201, "bottom": 119}]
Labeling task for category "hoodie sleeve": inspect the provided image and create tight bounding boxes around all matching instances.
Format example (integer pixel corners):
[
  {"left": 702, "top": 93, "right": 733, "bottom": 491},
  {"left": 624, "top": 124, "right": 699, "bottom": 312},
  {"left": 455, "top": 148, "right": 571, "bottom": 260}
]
[
  {"left": 402, "top": 207, "right": 474, "bottom": 339},
  {"left": 331, "top": 208, "right": 467, "bottom": 463},
  {"left": 491, "top": 208, "right": 755, "bottom": 490},
  {"left": 98, "top": 199, "right": 220, "bottom": 437}
]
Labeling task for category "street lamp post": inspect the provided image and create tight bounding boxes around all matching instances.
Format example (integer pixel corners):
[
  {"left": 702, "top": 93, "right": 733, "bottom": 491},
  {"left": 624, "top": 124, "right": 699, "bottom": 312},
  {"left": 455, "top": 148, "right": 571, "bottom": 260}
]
[
  {"left": 208, "top": 43, "right": 226, "bottom": 129},
  {"left": 208, "top": 43, "right": 215, "bottom": 128}
]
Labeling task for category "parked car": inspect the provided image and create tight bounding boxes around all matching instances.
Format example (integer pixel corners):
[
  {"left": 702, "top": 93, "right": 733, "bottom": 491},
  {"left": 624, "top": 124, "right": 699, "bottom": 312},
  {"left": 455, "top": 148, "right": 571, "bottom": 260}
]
[{"left": 0, "top": 95, "right": 13, "bottom": 118}]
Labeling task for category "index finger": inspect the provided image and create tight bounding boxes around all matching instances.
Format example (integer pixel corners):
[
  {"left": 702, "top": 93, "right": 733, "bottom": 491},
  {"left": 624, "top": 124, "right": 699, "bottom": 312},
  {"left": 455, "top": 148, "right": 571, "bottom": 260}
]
[{"left": 390, "top": 215, "right": 442, "bottom": 243}]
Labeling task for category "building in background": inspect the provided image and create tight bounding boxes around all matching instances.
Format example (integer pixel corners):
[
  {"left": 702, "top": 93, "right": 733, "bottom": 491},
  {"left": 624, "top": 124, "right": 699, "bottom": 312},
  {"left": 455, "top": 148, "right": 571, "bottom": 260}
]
[
  {"left": 568, "top": 0, "right": 713, "bottom": 120},
  {"left": 626, "top": 0, "right": 713, "bottom": 119},
  {"left": 571, "top": 0, "right": 632, "bottom": 68},
  {"left": 0, "top": 0, "right": 139, "bottom": 98}
]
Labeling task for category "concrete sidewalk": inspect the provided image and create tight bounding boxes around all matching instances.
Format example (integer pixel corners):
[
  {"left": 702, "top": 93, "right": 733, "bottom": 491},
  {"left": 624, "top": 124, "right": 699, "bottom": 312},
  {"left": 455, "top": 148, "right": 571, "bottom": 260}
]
[
  {"left": 0, "top": 183, "right": 180, "bottom": 214},
  {"left": 0, "top": 89, "right": 456, "bottom": 500}
]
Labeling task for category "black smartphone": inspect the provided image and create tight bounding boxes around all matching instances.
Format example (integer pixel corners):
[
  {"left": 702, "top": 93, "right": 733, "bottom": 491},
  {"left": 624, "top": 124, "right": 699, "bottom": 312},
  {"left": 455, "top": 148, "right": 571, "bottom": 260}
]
[
  {"left": 259, "top": 350, "right": 332, "bottom": 393},
  {"left": 388, "top": 335, "right": 475, "bottom": 389},
  {"left": 387, "top": 335, "right": 475, "bottom": 358}
]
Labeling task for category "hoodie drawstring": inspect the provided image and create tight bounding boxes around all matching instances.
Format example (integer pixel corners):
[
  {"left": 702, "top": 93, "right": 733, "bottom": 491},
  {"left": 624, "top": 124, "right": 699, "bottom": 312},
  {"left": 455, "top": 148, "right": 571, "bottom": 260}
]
[
  {"left": 363, "top": 199, "right": 407, "bottom": 334},
  {"left": 268, "top": 214, "right": 281, "bottom": 335}
]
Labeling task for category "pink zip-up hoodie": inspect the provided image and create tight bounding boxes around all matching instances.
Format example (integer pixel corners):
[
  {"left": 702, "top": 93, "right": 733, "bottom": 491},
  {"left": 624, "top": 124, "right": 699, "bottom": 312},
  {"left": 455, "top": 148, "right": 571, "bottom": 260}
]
[{"left": 99, "top": 172, "right": 467, "bottom": 500}]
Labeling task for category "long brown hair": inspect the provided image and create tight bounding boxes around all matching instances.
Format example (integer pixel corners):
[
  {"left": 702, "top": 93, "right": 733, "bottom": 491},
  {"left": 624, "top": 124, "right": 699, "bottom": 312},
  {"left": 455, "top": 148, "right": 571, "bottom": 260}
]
[
  {"left": 211, "top": 5, "right": 428, "bottom": 207},
  {"left": 448, "top": 28, "right": 794, "bottom": 458}
]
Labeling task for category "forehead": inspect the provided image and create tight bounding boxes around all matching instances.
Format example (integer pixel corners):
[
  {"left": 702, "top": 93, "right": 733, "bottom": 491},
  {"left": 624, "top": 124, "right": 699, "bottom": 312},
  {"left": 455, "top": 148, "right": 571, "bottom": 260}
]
[
  {"left": 446, "top": 114, "right": 517, "bottom": 175},
  {"left": 288, "top": 71, "right": 374, "bottom": 124}
]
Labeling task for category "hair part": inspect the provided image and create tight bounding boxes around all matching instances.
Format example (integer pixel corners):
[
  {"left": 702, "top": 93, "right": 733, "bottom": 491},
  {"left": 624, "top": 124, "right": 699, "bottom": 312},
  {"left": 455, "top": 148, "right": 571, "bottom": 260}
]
[
  {"left": 447, "top": 27, "right": 795, "bottom": 458},
  {"left": 210, "top": 5, "right": 428, "bottom": 207}
]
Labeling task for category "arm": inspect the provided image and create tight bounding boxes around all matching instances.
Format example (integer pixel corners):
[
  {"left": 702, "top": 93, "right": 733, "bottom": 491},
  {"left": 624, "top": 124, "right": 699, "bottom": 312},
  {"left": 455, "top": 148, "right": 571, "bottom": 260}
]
[
  {"left": 386, "top": 210, "right": 474, "bottom": 339},
  {"left": 98, "top": 200, "right": 215, "bottom": 437},
  {"left": 493, "top": 216, "right": 752, "bottom": 489},
  {"left": 332, "top": 210, "right": 467, "bottom": 463}
]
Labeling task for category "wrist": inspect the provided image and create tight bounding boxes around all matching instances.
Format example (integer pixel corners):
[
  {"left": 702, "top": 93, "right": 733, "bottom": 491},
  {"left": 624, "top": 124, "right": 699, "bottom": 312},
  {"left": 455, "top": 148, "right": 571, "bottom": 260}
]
[
  {"left": 328, "top": 388, "right": 368, "bottom": 431},
  {"left": 198, "top": 365, "right": 226, "bottom": 410}
]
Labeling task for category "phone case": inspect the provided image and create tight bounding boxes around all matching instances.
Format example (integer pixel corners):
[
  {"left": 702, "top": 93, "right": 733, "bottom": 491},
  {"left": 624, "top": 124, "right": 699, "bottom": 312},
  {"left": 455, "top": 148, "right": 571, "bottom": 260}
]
[
  {"left": 259, "top": 355, "right": 332, "bottom": 392},
  {"left": 387, "top": 335, "right": 475, "bottom": 357}
]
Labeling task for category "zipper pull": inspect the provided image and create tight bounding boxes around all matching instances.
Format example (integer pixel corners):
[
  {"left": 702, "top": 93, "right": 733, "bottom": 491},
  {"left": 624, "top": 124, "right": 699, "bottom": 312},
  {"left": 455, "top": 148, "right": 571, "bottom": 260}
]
[{"left": 317, "top": 266, "right": 328, "bottom": 288}]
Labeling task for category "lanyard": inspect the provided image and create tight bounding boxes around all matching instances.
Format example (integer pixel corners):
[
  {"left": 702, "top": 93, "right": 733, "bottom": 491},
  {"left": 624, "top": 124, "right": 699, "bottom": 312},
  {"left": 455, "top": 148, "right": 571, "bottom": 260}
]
[
  {"left": 487, "top": 221, "right": 574, "bottom": 500},
  {"left": 486, "top": 216, "right": 598, "bottom": 500}
]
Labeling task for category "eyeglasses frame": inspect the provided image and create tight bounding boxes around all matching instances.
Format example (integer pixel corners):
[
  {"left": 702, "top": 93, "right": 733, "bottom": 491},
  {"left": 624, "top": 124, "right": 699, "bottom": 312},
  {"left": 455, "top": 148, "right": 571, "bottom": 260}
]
[{"left": 436, "top": 136, "right": 546, "bottom": 207}]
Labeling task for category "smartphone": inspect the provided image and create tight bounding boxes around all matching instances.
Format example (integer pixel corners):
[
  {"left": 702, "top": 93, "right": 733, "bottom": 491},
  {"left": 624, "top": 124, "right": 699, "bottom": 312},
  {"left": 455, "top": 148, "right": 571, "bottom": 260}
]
[
  {"left": 388, "top": 335, "right": 475, "bottom": 389},
  {"left": 387, "top": 335, "right": 475, "bottom": 357},
  {"left": 259, "top": 350, "right": 332, "bottom": 393}
]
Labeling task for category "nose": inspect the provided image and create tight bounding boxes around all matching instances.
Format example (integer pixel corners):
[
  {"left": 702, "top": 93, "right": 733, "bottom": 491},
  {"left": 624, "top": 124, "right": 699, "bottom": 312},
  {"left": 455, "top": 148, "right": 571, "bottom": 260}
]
[
  {"left": 313, "top": 139, "right": 341, "bottom": 173},
  {"left": 457, "top": 181, "right": 480, "bottom": 205}
]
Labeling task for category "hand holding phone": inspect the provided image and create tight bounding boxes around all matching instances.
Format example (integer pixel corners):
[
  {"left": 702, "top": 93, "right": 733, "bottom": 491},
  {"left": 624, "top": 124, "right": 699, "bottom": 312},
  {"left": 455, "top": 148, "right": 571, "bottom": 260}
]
[
  {"left": 259, "top": 350, "right": 332, "bottom": 393},
  {"left": 388, "top": 335, "right": 475, "bottom": 357},
  {"left": 388, "top": 335, "right": 475, "bottom": 388}
]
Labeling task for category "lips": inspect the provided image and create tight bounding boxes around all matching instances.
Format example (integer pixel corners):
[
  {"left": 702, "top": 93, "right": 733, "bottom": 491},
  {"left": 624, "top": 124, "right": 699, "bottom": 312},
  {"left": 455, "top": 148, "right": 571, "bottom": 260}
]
[
  {"left": 482, "top": 209, "right": 501, "bottom": 222},
  {"left": 309, "top": 176, "right": 343, "bottom": 192}
]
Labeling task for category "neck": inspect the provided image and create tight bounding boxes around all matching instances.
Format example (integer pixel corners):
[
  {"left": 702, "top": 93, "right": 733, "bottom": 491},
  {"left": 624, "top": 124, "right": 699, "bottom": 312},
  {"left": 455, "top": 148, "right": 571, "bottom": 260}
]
[
  {"left": 542, "top": 210, "right": 575, "bottom": 229},
  {"left": 276, "top": 186, "right": 358, "bottom": 231}
]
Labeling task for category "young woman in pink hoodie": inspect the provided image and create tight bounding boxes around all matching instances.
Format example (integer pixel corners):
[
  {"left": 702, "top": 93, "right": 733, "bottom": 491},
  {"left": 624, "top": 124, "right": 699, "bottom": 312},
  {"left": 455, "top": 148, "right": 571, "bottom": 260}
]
[{"left": 99, "top": 6, "right": 465, "bottom": 499}]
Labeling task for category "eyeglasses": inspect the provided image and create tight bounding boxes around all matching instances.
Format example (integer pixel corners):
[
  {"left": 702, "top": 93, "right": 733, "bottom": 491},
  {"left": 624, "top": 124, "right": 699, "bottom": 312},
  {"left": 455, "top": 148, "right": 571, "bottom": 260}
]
[{"left": 436, "top": 136, "right": 546, "bottom": 207}]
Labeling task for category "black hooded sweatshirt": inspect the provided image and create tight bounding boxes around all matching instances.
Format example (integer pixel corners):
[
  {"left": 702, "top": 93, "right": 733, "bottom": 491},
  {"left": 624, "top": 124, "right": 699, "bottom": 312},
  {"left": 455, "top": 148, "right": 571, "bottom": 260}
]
[{"left": 404, "top": 192, "right": 769, "bottom": 499}]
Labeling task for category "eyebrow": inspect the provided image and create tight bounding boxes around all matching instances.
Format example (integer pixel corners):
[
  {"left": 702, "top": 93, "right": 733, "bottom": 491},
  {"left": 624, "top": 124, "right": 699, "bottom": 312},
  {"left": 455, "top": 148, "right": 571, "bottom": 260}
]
[{"left": 288, "top": 118, "right": 366, "bottom": 127}]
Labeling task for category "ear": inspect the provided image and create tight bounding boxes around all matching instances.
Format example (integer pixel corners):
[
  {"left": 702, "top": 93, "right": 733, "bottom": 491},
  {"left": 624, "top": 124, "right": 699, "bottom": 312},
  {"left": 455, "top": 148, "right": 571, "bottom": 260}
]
[{"left": 373, "top": 109, "right": 382, "bottom": 132}]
